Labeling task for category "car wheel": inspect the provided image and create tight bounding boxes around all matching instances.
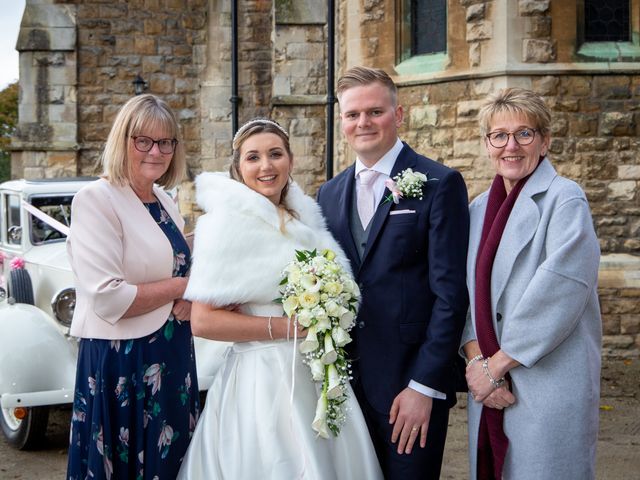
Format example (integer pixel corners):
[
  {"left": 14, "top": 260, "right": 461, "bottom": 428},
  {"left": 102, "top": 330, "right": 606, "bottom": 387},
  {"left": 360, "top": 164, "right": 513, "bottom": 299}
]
[
  {"left": 8, "top": 269, "right": 34, "bottom": 305},
  {"left": 0, "top": 405, "right": 49, "bottom": 450}
]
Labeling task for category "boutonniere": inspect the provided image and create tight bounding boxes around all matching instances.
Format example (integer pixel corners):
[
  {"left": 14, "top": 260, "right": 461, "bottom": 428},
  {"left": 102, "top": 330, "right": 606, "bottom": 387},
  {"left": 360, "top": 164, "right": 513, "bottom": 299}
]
[{"left": 382, "top": 168, "right": 437, "bottom": 204}]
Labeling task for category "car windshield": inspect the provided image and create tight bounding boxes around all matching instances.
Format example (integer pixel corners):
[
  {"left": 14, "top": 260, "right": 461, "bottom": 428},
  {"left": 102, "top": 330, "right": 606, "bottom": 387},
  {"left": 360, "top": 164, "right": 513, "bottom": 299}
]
[{"left": 29, "top": 195, "right": 74, "bottom": 245}]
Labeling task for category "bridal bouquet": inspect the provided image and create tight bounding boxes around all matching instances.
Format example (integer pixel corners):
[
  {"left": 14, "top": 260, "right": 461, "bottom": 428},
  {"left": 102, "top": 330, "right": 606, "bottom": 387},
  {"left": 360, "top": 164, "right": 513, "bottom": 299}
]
[{"left": 279, "top": 248, "right": 360, "bottom": 437}]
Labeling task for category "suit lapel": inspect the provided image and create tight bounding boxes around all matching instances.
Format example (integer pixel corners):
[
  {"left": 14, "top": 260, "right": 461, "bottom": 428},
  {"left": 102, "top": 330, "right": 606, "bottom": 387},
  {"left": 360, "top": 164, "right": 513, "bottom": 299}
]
[
  {"left": 491, "top": 159, "right": 557, "bottom": 307},
  {"left": 490, "top": 196, "right": 539, "bottom": 307},
  {"left": 334, "top": 166, "right": 361, "bottom": 270},
  {"left": 120, "top": 183, "right": 165, "bottom": 232},
  {"left": 360, "top": 144, "right": 417, "bottom": 266},
  {"left": 467, "top": 197, "right": 488, "bottom": 305}
]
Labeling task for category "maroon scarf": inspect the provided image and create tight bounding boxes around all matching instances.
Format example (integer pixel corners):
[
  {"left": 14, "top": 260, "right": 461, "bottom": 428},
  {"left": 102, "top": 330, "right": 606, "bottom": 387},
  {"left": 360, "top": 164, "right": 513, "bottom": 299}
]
[{"left": 474, "top": 174, "right": 530, "bottom": 479}]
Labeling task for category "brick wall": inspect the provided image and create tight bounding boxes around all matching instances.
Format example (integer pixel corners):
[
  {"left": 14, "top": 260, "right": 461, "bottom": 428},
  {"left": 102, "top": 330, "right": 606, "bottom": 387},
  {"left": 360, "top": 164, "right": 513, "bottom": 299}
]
[
  {"left": 14, "top": 0, "right": 640, "bottom": 354},
  {"left": 74, "top": 0, "right": 208, "bottom": 178},
  {"left": 396, "top": 74, "right": 640, "bottom": 255},
  {"left": 599, "top": 255, "right": 640, "bottom": 355}
]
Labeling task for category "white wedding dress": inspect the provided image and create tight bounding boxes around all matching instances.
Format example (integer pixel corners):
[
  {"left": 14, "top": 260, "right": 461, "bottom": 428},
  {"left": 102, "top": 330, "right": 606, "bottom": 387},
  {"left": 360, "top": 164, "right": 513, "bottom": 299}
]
[
  {"left": 177, "top": 303, "right": 383, "bottom": 480},
  {"left": 177, "top": 173, "right": 382, "bottom": 479}
]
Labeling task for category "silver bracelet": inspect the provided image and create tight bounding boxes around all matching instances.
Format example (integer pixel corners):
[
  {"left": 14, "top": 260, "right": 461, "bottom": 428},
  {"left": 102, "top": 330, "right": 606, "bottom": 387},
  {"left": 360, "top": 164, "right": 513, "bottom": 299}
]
[
  {"left": 482, "top": 358, "right": 505, "bottom": 389},
  {"left": 267, "top": 316, "right": 273, "bottom": 340},
  {"left": 467, "top": 354, "right": 484, "bottom": 367}
]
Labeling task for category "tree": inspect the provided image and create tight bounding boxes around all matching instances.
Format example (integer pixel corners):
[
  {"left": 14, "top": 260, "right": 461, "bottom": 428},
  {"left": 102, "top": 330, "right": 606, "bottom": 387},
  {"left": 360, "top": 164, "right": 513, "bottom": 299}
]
[{"left": 0, "top": 82, "right": 18, "bottom": 182}]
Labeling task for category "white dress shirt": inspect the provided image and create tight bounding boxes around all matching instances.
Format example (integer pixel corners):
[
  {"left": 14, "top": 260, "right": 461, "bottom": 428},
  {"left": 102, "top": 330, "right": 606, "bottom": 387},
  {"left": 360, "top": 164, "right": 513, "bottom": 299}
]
[{"left": 353, "top": 139, "right": 446, "bottom": 401}]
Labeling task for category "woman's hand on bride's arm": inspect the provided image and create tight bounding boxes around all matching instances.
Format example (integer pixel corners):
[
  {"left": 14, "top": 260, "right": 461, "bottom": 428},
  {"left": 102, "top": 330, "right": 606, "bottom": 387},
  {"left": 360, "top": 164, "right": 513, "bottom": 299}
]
[
  {"left": 172, "top": 299, "right": 192, "bottom": 321},
  {"left": 271, "top": 315, "right": 308, "bottom": 339}
]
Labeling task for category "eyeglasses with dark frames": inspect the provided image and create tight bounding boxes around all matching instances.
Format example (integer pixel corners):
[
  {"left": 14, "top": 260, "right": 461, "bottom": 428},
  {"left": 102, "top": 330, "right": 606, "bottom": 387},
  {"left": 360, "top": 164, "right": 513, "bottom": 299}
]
[
  {"left": 486, "top": 128, "right": 537, "bottom": 148},
  {"left": 131, "top": 136, "right": 178, "bottom": 154}
]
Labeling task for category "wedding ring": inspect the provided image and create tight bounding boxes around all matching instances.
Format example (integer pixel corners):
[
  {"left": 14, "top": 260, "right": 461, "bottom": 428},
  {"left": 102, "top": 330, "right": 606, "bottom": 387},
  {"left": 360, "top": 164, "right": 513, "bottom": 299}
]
[{"left": 411, "top": 426, "right": 418, "bottom": 432}]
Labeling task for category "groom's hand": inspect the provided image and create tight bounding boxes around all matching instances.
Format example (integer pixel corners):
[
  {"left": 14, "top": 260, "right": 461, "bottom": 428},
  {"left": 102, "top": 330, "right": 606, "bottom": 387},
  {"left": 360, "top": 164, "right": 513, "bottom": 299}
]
[{"left": 389, "top": 388, "right": 432, "bottom": 454}]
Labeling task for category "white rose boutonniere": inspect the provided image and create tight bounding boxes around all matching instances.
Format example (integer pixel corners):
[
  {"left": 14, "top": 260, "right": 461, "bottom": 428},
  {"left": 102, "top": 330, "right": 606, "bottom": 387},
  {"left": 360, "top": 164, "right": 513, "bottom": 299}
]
[
  {"left": 383, "top": 167, "right": 437, "bottom": 204},
  {"left": 278, "top": 248, "right": 359, "bottom": 437}
]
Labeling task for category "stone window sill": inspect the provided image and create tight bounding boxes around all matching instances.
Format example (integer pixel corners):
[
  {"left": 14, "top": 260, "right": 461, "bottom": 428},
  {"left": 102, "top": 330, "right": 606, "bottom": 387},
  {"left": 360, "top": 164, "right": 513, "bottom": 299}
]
[
  {"left": 271, "top": 95, "right": 327, "bottom": 106},
  {"left": 577, "top": 42, "right": 640, "bottom": 62},
  {"left": 394, "top": 52, "right": 449, "bottom": 76}
]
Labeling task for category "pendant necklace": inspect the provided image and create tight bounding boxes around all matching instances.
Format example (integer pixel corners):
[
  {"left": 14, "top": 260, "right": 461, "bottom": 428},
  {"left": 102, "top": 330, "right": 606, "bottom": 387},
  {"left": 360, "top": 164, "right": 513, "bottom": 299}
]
[{"left": 144, "top": 201, "right": 163, "bottom": 225}]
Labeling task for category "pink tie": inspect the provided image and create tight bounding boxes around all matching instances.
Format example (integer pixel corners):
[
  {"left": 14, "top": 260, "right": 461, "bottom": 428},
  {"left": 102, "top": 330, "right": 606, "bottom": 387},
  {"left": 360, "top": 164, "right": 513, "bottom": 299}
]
[{"left": 357, "top": 169, "right": 379, "bottom": 229}]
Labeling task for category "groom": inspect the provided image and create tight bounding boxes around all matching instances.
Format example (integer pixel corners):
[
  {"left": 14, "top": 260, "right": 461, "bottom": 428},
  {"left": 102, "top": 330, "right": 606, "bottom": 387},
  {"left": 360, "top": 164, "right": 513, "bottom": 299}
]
[{"left": 317, "top": 66, "right": 469, "bottom": 479}]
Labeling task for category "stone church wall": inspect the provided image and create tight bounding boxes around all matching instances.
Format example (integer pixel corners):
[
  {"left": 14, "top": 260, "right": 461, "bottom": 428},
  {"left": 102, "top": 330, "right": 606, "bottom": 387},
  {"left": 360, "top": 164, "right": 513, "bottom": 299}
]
[{"left": 13, "top": 0, "right": 640, "bottom": 355}]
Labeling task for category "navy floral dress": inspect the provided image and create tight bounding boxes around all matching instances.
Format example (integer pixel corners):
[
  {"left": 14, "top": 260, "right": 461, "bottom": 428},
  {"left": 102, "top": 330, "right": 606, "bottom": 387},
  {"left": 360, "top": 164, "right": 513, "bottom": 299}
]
[{"left": 67, "top": 200, "right": 199, "bottom": 480}]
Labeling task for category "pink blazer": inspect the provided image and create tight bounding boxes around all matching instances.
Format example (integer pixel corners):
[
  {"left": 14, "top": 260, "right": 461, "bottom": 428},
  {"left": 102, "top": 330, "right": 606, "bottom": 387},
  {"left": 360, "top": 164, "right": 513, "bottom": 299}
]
[{"left": 67, "top": 178, "right": 185, "bottom": 340}]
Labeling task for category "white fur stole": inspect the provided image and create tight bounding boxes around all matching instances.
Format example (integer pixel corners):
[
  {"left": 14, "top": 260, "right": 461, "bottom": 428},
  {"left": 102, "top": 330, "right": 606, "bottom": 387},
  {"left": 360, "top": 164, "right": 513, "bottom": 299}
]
[{"left": 184, "top": 172, "right": 351, "bottom": 307}]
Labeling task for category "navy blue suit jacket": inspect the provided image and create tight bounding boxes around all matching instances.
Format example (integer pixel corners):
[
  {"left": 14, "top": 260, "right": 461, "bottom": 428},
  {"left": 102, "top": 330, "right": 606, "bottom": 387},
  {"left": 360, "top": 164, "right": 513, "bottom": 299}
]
[{"left": 317, "top": 144, "right": 469, "bottom": 413}]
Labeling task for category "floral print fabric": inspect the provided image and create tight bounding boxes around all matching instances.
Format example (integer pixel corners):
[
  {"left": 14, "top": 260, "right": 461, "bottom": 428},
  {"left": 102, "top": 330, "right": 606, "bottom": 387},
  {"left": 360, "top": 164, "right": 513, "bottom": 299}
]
[{"left": 67, "top": 200, "right": 199, "bottom": 480}]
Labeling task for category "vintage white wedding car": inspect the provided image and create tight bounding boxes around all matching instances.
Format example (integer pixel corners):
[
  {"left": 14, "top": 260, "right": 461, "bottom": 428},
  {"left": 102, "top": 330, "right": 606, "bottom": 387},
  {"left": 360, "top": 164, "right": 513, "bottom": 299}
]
[{"left": 0, "top": 178, "right": 226, "bottom": 449}]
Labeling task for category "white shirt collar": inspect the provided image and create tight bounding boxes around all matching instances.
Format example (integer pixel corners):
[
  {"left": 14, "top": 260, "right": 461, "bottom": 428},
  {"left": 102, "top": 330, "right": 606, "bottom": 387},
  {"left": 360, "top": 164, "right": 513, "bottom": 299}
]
[{"left": 354, "top": 139, "right": 404, "bottom": 178}]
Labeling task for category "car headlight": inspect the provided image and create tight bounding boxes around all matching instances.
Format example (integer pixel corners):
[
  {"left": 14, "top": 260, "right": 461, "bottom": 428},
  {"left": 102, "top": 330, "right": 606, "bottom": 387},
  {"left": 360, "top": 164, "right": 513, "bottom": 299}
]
[{"left": 51, "top": 287, "right": 76, "bottom": 327}]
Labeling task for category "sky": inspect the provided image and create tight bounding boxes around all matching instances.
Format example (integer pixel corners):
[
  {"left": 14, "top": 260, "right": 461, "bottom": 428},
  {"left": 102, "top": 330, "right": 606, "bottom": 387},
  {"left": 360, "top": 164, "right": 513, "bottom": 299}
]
[{"left": 0, "top": 0, "right": 26, "bottom": 90}]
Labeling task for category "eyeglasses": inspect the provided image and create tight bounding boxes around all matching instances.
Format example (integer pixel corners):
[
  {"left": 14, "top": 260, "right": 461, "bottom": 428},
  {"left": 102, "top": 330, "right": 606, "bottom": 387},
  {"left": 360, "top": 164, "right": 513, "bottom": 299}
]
[
  {"left": 131, "top": 136, "right": 178, "bottom": 154},
  {"left": 486, "top": 128, "right": 537, "bottom": 148}
]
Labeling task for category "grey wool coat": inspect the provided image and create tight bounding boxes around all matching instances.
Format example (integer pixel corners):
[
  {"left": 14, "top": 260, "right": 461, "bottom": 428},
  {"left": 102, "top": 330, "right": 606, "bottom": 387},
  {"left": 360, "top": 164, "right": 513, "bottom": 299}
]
[{"left": 461, "top": 159, "right": 602, "bottom": 480}]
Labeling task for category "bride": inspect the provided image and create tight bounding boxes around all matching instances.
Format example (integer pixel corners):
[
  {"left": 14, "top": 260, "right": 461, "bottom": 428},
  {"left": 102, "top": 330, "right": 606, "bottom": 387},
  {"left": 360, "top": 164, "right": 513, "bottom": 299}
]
[{"left": 177, "top": 119, "right": 382, "bottom": 479}]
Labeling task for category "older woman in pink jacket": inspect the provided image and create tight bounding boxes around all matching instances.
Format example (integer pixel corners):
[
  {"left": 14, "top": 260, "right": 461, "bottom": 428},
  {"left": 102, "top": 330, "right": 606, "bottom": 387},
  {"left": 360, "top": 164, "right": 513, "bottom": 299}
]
[{"left": 66, "top": 94, "right": 198, "bottom": 480}]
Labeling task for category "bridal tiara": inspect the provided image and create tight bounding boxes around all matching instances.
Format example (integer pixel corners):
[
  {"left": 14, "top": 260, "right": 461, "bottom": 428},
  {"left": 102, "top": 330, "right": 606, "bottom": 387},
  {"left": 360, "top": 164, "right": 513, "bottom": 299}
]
[{"left": 232, "top": 118, "right": 289, "bottom": 145}]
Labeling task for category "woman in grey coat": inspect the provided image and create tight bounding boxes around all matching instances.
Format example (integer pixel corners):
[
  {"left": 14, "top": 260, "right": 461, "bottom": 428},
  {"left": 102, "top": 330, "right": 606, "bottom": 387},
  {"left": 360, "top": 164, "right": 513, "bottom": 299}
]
[{"left": 461, "top": 88, "right": 601, "bottom": 480}]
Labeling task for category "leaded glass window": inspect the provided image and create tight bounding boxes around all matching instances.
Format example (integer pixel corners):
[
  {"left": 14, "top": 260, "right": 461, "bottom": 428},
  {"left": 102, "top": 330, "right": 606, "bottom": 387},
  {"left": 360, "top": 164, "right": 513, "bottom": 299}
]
[
  {"left": 584, "top": 0, "right": 630, "bottom": 42},
  {"left": 397, "top": 0, "right": 447, "bottom": 63},
  {"left": 414, "top": 0, "right": 447, "bottom": 55}
]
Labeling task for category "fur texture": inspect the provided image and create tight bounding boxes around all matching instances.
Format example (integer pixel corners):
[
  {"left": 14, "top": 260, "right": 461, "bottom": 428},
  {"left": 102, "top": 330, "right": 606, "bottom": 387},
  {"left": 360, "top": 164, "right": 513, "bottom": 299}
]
[{"left": 185, "top": 172, "right": 351, "bottom": 307}]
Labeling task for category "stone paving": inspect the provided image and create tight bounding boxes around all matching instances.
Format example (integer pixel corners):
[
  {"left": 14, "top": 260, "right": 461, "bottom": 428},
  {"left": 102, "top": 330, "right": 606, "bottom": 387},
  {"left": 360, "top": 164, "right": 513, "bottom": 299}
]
[{"left": 1, "top": 358, "right": 638, "bottom": 479}]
